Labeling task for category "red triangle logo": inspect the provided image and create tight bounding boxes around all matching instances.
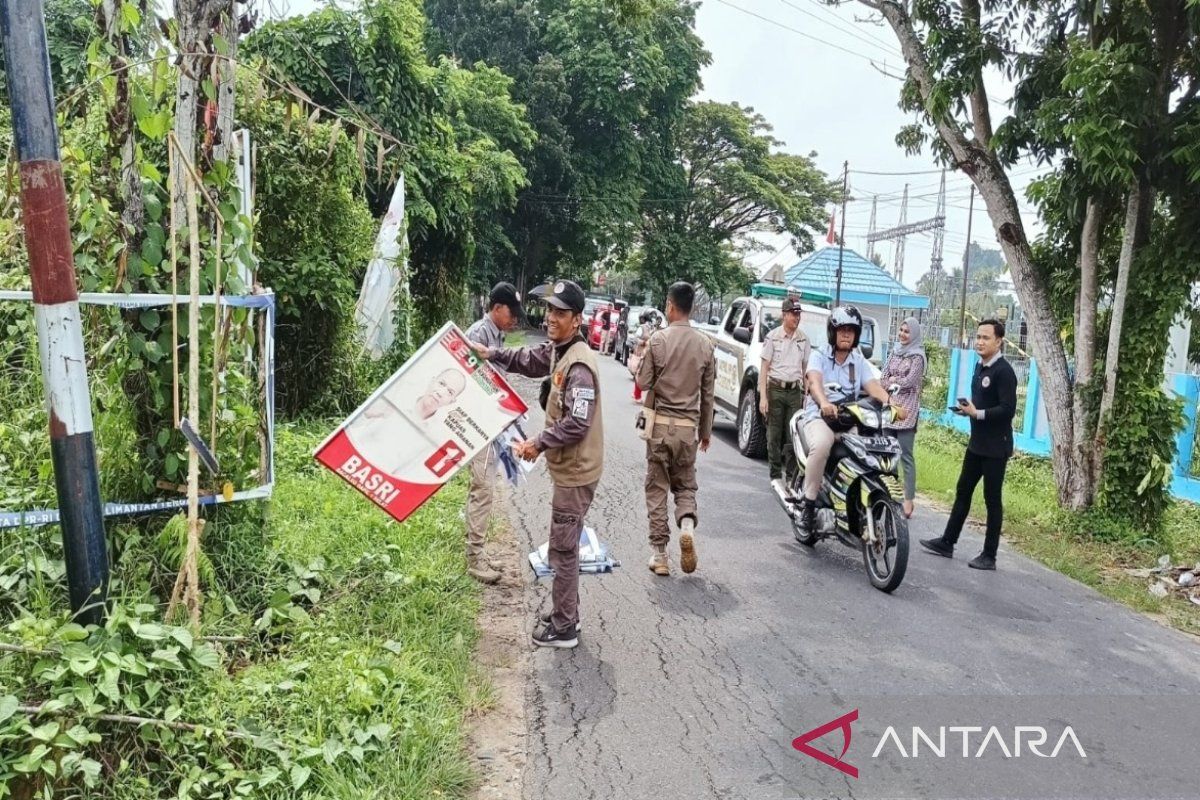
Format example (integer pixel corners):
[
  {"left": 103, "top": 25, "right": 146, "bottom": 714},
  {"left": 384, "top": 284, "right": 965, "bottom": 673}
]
[{"left": 792, "top": 709, "right": 859, "bottom": 778}]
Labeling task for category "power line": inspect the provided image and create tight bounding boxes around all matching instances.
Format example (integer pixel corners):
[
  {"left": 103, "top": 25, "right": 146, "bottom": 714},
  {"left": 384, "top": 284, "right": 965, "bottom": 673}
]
[
  {"left": 774, "top": 0, "right": 901, "bottom": 60},
  {"left": 798, "top": 0, "right": 901, "bottom": 53},
  {"left": 713, "top": 0, "right": 904, "bottom": 77}
]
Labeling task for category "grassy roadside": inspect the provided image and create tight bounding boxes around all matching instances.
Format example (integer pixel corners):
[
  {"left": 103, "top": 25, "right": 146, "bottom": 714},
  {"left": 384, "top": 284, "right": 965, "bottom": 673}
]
[
  {"left": 914, "top": 424, "right": 1200, "bottom": 636},
  {"left": 1, "top": 420, "right": 486, "bottom": 799}
]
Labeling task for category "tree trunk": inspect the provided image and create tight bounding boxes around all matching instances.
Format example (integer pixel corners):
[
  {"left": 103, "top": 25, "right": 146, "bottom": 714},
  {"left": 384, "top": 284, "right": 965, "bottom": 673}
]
[
  {"left": 1093, "top": 178, "right": 1154, "bottom": 500},
  {"left": 212, "top": 5, "right": 239, "bottom": 165},
  {"left": 869, "top": 0, "right": 1089, "bottom": 507},
  {"left": 97, "top": 1, "right": 145, "bottom": 283},
  {"left": 1068, "top": 197, "right": 1102, "bottom": 507}
]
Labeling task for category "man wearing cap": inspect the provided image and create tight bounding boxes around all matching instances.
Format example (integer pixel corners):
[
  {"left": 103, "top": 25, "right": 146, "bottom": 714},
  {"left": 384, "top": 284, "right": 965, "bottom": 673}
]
[
  {"left": 759, "top": 296, "right": 811, "bottom": 496},
  {"left": 637, "top": 282, "right": 716, "bottom": 576},
  {"left": 462, "top": 282, "right": 523, "bottom": 584},
  {"left": 470, "top": 279, "right": 602, "bottom": 649}
]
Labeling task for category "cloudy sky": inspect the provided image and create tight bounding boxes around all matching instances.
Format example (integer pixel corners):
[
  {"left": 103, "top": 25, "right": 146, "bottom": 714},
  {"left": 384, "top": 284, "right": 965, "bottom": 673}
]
[{"left": 263, "top": 0, "right": 1044, "bottom": 290}]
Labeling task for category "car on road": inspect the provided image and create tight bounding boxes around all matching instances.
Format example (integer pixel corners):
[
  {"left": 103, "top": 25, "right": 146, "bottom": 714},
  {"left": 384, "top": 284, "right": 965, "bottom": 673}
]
[{"left": 712, "top": 284, "right": 876, "bottom": 458}]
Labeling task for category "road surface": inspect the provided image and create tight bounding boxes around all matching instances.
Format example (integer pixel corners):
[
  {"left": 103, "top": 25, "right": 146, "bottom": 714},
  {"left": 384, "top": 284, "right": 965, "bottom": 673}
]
[{"left": 501, "top": 338, "right": 1199, "bottom": 800}]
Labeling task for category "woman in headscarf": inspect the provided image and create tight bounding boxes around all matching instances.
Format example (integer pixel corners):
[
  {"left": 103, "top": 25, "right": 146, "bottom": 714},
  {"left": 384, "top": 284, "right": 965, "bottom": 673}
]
[{"left": 881, "top": 317, "right": 927, "bottom": 517}]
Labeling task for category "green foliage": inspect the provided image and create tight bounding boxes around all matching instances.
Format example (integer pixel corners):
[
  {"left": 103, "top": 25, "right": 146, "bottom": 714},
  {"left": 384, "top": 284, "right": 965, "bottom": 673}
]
[
  {"left": 236, "top": 72, "right": 377, "bottom": 417},
  {"left": 244, "top": 0, "right": 532, "bottom": 337},
  {"left": 426, "top": 0, "right": 709, "bottom": 291},
  {"left": 1, "top": 421, "right": 482, "bottom": 799},
  {"left": 636, "top": 100, "right": 834, "bottom": 299}
]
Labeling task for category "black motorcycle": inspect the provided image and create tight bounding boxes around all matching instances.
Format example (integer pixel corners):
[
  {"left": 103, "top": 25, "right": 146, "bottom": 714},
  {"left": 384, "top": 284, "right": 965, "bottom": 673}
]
[{"left": 773, "top": 384, "right": 909, "bottom": 593}]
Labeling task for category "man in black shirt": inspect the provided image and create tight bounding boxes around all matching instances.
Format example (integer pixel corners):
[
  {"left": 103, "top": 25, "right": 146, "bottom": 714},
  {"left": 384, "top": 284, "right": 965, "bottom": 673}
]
[{"left": 920, "top": 320, "right": 1018, "bottom": 570}]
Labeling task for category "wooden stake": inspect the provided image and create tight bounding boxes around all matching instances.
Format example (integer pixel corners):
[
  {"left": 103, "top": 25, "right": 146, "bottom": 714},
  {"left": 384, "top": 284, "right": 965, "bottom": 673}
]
[{"left": 169, "top": 137, "right": 180, "bottom": 426}]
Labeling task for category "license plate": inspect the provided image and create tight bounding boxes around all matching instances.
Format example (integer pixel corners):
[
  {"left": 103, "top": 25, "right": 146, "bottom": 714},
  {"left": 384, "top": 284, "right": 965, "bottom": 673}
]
[{"left": 862, "top": 436, "right": 897, "bottom": 452}]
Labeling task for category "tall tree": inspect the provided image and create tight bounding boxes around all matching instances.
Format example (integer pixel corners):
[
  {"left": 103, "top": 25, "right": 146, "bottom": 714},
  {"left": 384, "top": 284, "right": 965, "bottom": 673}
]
[
  {"left": 426, "top": 0, "right": 709, "bottom": 295},
  {"left": 854, "top": 0, "right": 1200, "bottom": 517},
  {"left": 636, "top": 101, "right": 835, "bottom": 299}
]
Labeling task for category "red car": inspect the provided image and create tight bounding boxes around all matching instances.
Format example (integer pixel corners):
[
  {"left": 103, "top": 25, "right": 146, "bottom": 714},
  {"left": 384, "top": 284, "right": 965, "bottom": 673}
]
[{"left": 587, "top": 303, "right": 616, "bottom": 351}]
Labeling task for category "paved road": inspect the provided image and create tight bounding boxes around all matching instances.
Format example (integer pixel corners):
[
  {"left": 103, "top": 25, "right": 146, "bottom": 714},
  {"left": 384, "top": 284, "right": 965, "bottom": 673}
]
[{"left": 504, "top": 341, "right": 1200, "bottom": 800}]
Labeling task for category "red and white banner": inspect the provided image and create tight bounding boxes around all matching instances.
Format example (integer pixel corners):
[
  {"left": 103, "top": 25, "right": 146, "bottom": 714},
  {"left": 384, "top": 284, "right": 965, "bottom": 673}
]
[{"left": 314, "top": 322, "right": 528, "bottom": 523}]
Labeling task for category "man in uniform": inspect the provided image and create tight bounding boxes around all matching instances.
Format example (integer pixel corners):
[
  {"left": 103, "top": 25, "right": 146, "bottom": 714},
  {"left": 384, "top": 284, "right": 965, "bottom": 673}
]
[
  {"left": 637, "top": 282, "right": 716, "bottom": 576},
  {"left": 471, "top": 280, "right": 602, "bottom": 649},
  {"left": 759, "top": 296, "right": 811, "bottom": 496},
  {"left": 462, "top": 282, "right": 522, "bottom": 584}
]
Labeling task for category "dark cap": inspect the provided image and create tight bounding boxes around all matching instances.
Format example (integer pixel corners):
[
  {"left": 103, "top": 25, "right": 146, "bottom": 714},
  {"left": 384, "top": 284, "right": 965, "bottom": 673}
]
[
  {"left": 543, "top": 279, "right": 586, "bottom": 313},
  {"left": 782, "top": 296, "right": 802, "bottom": 314},
  {"left": 489, "top": 282, "right": 522, "bottom": 316}
]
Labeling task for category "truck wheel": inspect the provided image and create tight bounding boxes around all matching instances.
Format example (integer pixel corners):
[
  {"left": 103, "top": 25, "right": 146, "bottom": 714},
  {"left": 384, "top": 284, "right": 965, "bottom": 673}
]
[{"left": 737, "top": 388, "right": 767, "bottom": 459}]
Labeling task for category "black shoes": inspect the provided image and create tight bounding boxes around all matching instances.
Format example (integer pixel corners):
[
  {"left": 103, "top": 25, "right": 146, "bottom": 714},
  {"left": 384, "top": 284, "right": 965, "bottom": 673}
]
[
  {"left": 798, "top": 499, "right": 815, "bottom": 532},
  {"left": 532, "top": 624, "right": 578, "bottom": 649},
  {"left": 968, "top": 553, "right": 997, "bottom": 571},
  {"left": 920, "top": 537, "right": 954, "bottom": 558},
  {"left": 539, "top": 611, "right": 582, "bottom": 632}
]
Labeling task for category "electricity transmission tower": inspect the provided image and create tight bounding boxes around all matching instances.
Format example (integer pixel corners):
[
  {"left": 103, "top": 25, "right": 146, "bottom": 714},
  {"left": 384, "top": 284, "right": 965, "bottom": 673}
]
[{"left": 865, "top": 170, "right": 947, "bottom": 315}]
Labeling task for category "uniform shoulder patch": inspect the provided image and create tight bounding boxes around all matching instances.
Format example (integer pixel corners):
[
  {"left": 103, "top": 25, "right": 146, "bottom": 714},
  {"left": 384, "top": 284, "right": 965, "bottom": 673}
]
[
  {"left": 571, "top": 398, "right": 591, "bottom": 420},
  {"left": 573, "top": 387, "right": 596, "bottom": 400}
]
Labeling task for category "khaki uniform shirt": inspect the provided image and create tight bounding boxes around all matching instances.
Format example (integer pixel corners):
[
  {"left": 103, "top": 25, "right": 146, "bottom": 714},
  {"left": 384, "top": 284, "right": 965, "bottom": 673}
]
[
  {"left": 762, "top": 326, "right": 811, "bottom": 383},
  {"left": 637, "top": 320, "right": 717, "bottom": 440}
]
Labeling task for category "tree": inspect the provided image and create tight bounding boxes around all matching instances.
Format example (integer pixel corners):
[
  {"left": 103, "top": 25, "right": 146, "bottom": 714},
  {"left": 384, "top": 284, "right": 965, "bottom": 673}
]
[
  {"left": 854, "top": 0, "right": 1200, "bottom": 519},
  {"left": 426, "top": 0, "right": 709, "bottom": 295},
  {"left": 244, "top": 0, "right": 533, "bottom": 335},
  {"left": 636, "top": 101, "right": 835, "bottom": 299}
]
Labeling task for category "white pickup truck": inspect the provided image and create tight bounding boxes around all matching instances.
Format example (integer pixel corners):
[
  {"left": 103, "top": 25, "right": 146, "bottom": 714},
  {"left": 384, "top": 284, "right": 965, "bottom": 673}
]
[{"left": 711, "top": 285, "right": 877, "bottom": 458}]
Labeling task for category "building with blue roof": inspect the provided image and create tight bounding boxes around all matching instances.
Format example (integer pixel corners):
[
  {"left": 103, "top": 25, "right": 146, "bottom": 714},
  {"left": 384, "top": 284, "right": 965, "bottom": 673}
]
[{"left": 783, "top": 246, "right": 930, "bottom": 356}]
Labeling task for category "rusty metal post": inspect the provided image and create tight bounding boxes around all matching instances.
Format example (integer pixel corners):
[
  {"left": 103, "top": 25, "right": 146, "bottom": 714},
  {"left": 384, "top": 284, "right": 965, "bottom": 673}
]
[{"left": 1, "top": 0, "right": 108, "bottom": 622}]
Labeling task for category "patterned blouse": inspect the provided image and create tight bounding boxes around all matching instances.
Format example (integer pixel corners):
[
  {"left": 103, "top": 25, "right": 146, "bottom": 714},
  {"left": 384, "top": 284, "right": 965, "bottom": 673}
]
[{"left": 880, "top": 351, "right": 926, "bottom": 430}]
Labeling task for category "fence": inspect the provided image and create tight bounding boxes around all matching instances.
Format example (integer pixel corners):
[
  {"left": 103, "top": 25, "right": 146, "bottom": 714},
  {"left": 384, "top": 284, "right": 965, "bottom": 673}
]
[{"left": 928, "top": 348, "right": 1200, "bottom": 504}]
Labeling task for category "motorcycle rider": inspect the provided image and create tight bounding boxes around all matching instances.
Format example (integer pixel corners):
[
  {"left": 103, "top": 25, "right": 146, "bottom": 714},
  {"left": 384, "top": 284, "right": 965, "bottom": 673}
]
[{"left": 798, "top": 306, "right": 906, "bottom": 531}]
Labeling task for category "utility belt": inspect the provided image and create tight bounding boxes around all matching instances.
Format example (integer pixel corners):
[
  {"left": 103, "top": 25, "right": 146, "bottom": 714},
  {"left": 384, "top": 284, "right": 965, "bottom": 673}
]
[
  {"left": 652, "top": 414, "right": 697, "bottom": 429},
  {"left": 768, "top": 378, "right": 804, "bottom": 390}
]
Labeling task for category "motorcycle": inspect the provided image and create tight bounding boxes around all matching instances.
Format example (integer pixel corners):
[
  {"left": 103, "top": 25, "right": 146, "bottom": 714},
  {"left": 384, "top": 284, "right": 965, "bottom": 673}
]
[{"left": 773, "top": 384, "right": 909, "bottom": 593}]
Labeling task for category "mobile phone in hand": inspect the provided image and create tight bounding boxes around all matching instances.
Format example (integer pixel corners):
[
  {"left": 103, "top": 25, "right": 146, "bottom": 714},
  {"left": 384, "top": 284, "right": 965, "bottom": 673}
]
[{"left": 957, "top": 397, "right": 969, "bottom": 407}]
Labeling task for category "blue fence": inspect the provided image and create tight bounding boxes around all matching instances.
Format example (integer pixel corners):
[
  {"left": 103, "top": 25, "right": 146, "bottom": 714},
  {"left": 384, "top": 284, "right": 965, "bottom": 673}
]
[{"left": 931, "top": 349, "right": 1200, "bottom": 503}]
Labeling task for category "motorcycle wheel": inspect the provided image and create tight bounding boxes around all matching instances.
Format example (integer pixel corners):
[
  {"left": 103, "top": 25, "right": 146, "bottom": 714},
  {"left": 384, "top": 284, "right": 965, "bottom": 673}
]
[
  {"left": 789, "top": 478, "right": 818, "bottom": 547},
  {"left": 861, "top": 494, "right": 909, "bottom": 593}
]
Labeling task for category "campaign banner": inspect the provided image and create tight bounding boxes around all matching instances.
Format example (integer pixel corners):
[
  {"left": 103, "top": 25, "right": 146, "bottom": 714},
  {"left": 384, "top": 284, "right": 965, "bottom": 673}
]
[{"left": 314, "top": 322, "right": 528, "bottom": 523}]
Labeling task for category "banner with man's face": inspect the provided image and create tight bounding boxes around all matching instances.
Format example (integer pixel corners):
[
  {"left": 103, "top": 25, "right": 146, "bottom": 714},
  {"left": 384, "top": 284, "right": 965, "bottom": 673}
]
[{"left": 314, "top": 322, "right": 528, "bottom": 522}]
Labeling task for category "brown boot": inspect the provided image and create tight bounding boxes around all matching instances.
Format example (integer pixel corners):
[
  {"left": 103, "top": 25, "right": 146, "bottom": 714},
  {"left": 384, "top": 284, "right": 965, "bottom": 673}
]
[
  {"left": 648, "top": 547, "right": 669, "bottom": 577},
  {"left": 467, "top": 558, "right": 501, "bottom": 584}
]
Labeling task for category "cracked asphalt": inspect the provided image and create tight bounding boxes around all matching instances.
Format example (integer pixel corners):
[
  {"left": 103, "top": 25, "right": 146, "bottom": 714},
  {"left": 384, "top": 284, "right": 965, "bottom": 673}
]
[{"left": 501, "top": 340, "right": 1200, "bottom": 800}]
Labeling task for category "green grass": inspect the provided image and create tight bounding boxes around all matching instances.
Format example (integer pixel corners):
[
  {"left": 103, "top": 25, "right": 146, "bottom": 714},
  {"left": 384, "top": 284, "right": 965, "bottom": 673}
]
[
  {"left": 1, "top": 420, "right": 486, "bottom": 799},
  {"left": 205, "top": 420, "right": 484, "bottom": 798},
  {"left": 915, "top": 424, "right": 1200, "bottom": 635}
]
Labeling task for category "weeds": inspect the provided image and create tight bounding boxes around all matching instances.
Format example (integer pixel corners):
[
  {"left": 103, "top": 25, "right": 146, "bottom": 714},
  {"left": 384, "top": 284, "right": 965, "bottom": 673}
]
[{"left": 1, "top": 420, "right": 481, "bottom": 798}]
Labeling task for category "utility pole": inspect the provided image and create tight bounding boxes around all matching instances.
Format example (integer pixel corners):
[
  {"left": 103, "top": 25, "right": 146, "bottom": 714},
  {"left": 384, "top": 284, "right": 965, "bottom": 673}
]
[
  {"left": 835, "top": 160, "right": 848, "bottom": 306},
  {"left": 958, "top": 185, "right": 976, "bottom": 348},
  {"left": 2, "top": 0, "right": 108, "bottom": 623}
]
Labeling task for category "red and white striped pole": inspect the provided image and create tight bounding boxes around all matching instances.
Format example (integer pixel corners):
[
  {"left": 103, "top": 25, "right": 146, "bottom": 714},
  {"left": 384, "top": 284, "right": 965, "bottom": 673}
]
[{"left": 2, "top": 0, "right": 109, "bottom": 622}]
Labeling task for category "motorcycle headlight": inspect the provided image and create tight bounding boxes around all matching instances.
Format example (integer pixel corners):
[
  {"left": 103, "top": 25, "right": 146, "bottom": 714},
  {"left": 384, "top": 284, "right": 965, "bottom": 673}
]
[{"left": 862, "top": 454, "right": 881, "bottom": 470}]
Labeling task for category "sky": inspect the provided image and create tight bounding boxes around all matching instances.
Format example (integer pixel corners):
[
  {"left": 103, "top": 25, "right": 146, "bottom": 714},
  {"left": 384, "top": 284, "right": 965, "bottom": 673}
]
[{"left": 265, "top": 0, "right": 1045, "bottom": 292}]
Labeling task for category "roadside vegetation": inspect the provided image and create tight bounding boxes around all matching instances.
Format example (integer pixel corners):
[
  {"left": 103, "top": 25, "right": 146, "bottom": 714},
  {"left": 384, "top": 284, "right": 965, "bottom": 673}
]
[
  {"left": 915, "top": 424, "right": 1200, "bottom": 636},
  {"left": 1, "top": 423, "right": 485, "bottom": 798}
]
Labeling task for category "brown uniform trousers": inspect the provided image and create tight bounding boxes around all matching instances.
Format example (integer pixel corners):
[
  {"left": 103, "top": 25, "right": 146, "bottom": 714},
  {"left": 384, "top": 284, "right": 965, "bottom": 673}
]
[
  {"left": 645, "top": 418, "right": 699, "bottom": 547},
  {"left": 548, "top": 482, "right": 597, "bottom": 632},
  {"left": 637, "top": 320, "right": 715, "bottom": 548},
  {"left": 464, "top": 449, "right": 495, "bottom": 564}
]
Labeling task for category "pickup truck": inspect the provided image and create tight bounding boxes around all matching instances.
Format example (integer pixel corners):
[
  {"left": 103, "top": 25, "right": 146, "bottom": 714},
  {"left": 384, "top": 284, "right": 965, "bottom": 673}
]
[{"left": 712, "top": 286, "right": 876, "bottom": 458}]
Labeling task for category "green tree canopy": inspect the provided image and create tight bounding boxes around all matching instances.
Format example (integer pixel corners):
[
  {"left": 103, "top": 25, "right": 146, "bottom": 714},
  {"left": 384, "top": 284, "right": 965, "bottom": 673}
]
[{"left": 636, "top": 100, "right": 836, "bottom": 300}]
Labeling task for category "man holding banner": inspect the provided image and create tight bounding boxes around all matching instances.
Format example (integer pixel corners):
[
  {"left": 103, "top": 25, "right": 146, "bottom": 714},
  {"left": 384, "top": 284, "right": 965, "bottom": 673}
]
[
  {"left": 471, "top": 280, "right": 603, "bottom": 650},
  {"left": 463, "top": 282, "right": 523, "bottom": 584}
]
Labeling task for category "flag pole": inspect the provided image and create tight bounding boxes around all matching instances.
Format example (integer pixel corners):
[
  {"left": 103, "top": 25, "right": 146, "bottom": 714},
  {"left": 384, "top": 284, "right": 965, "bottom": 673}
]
[{"left": 835, "top": 161, "right": 848, "bottom": 306}]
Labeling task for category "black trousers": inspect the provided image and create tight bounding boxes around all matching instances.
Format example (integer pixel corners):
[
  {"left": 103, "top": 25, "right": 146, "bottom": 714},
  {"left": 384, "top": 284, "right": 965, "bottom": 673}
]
[{"left": 942, "top": 449, "right": 1008, "bottom": 558}]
